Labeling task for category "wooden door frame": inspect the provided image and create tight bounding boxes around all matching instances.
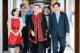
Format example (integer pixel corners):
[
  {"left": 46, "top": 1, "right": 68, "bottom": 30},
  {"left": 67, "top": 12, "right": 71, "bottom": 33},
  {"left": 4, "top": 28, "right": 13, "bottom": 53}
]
[
  {"left": 3, "top": 0, "right": 8, "bottom": 51},
  {"left": 75, "top": 0, "right": 79, "bottom": 53}
]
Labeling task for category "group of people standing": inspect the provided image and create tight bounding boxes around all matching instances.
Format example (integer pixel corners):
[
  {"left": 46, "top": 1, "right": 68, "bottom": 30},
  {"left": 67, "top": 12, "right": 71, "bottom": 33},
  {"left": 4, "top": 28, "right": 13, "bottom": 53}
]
[{"left": 7, "top": 2, "right": 70, "bottom": 53}]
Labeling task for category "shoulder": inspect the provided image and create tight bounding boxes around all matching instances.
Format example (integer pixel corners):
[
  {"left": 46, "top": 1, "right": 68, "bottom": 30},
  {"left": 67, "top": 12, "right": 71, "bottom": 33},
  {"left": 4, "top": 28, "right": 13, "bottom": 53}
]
[
  {"left": 49, "top": 12, "right": 55, "bottom": 19},
  {"left": 49, "top": 12, "right": 55, "bottom": 16},
  {"left": 60, "top": 12, "right": 67, "bottom": 16}
]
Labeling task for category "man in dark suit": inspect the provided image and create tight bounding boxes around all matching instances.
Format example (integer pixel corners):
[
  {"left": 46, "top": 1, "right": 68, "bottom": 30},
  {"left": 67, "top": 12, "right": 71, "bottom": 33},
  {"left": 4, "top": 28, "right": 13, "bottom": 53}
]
[
  {"left": 44, "top": 6, "right": 51, "bottom": 53},
  {"left": 49, "top": 2, "right": 70, "bottom": 53}
]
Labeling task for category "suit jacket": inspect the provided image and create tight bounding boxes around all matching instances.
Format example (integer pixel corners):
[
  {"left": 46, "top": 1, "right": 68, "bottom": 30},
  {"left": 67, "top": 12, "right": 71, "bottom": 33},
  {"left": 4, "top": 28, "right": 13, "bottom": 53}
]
[{"left": 49, "top": 12, "right": 69, "bottom": 37}]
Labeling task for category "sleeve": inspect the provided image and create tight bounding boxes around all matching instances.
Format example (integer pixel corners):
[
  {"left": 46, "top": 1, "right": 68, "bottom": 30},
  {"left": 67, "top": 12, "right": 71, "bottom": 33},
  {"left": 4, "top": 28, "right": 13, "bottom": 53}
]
[
  {"left": 49, "top": 14, "right": 52, "bottom": 34},
  {"left": 64, "top": 13, "right": 70, "bottom": 33}
]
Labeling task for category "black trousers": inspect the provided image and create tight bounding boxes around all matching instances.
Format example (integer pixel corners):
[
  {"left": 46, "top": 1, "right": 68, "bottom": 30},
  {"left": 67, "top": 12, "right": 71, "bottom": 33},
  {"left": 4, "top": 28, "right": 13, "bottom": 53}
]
[
  {"left": 30, "top": 42, "right": 46, "bottom": 53},
  {"left": 20, "top": 26, "right": 28, "bottom": 53},
  {"left": 52, "top": 32, "right": 66, "bottom": 53}
]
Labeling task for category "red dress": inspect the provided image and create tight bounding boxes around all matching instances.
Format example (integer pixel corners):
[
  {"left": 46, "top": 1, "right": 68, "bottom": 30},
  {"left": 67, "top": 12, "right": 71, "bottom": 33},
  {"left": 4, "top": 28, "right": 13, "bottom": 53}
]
[{"left": 8, "top": 18, "right": 23, "bottom": 47}]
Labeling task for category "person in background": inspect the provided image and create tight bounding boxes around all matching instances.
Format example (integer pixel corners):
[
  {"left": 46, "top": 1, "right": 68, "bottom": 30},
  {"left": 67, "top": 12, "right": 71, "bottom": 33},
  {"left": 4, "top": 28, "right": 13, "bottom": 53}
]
[
  {"left": 43, "top": 6, "right": 51, "bottom": 53},
  {"left": 44, "top": 6, "right": 50, "bottom": 28},
  {"left": 7, "top": 8, "right": 23, "bottom": 53},
  {"left": 28, "top": 4, "right": 48, "bottom": 53},
  {"left": 49, "top": 2, "right": 70, "bottom": 53},
  {"left": 27, "top": 3, "right": 34, "bottom": 15},
  {"left": 19, "top": 3, "right": 29, "bottom": 53}
]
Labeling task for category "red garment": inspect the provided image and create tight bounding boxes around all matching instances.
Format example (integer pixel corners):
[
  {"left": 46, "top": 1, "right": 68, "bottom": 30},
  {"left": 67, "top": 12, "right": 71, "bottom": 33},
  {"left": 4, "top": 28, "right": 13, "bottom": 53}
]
[
  {"left": 8, "top": 18, "right": 23, "bottom": 45},
  {"left": 28, "top": 14, "right": 47, "bottom": 43}
]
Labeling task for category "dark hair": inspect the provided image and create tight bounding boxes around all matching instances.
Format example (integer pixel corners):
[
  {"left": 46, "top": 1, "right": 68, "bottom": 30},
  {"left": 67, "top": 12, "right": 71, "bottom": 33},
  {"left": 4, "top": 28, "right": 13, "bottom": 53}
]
[
  {"left": 20, "top": 3, "right": 26, "bottom": 9},
  {"left": 44, "top": 6, "right": 50, "bottom": 10},
  {"left": 11, "top": 8, "right": 17, "bottom": 16},
  {"left": 52, "top": 2, "right": 60, "bottom": 7}
]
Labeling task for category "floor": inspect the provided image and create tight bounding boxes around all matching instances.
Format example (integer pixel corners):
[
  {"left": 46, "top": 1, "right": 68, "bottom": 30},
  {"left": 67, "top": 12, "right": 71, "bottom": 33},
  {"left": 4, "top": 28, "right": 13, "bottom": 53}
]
[{"left": 3, "top": 47, "right": 74, "bottom": 53}]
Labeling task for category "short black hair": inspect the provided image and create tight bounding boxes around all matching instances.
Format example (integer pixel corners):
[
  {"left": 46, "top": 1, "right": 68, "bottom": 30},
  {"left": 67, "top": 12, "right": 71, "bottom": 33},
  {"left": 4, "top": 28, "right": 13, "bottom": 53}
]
[
  {"left": 20, "top": 3, "right": 26, "bottom": 9},
  {"left": 44, "top": 6, "right": 50, "bottom": 10},
  {"left": 11, "top": 8, "right": 17, "bottom": 16},
  {"left": 52, "top": 2, "right": 60, "bottom": 7}
]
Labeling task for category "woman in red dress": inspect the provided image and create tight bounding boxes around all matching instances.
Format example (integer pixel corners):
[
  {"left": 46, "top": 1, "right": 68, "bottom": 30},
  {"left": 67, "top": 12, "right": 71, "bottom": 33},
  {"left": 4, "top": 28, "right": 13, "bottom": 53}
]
[{"left": 7, "top": 8, "right": 24, "bottom": 53}]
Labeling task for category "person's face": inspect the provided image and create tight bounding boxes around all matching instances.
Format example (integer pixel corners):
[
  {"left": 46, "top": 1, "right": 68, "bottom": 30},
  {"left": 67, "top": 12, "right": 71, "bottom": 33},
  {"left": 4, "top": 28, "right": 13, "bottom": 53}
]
[
  {"left": 53, "top": 4, "right": 60, "bottom": 13},
  {"left": 33, "top": 6, "right": 40, "bottom": 14},
  {"left": 13, "top": 9, "right": 19, "bottom": 17},
  {"left": 44, "top": 8, "right": 50, "bottom": 14},
  {"left": 21, "top": 6, "right": 26, "bottom": 12},
  {"left": 29, "top": 4, "right": 33, "bottom": 9}
]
